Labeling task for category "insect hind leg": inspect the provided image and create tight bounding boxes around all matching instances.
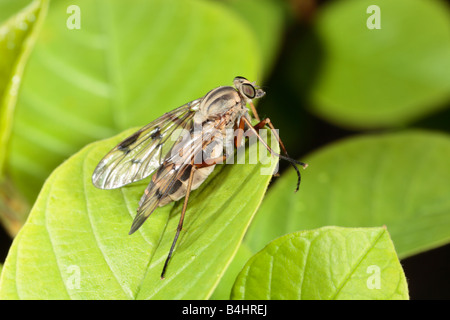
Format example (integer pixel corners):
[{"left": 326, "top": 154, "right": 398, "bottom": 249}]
[{"left": 160, "top": 162, "right": 196, "bottom": 279}]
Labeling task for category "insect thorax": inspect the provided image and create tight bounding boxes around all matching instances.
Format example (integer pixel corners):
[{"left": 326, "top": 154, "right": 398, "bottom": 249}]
[{"left": 197, "top": 86, "right": 244, "bottom": 122}]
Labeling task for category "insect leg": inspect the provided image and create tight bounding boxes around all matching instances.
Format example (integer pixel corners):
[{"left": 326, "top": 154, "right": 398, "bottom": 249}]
[
  {"left": 234, "top": 117, "right": 246, "bottom": 148},
  {"left": 241, "top": 117, "right": 307, "bottom": 192},
  {"left": 196, "top": 155, "right": 228, "bottom": 168},
  {"left": 161, "top": 163, "right": 195, "bottom": 279},
  {"left": 252, "top": 118, "right": 306, "bottom": 167},
  {"left": 249, "top": 101, "right": 261, "bottom": 122}
]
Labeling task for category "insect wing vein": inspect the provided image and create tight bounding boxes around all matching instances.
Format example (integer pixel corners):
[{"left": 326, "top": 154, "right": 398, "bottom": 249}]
[
  {"left": 129, "top": 127, "right": 210, "bottom": 233},
  {"left": 92, "top": 100, "right": 200, "bottom": 189}
]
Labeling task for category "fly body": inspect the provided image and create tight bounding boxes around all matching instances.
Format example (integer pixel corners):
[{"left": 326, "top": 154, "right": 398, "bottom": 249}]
[{"left": 92, "top": 77, "right": 307, "bottom": 278}]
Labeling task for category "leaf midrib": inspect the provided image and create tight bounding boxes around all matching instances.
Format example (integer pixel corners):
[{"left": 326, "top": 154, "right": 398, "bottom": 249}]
[{"left": 330, "top": 228, "right": 386, "bottom": 300}]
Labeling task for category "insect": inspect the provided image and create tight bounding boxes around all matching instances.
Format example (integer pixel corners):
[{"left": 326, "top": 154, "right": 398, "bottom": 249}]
[{"left": 92, "top": 77, "right": 307, "bottom": 279}]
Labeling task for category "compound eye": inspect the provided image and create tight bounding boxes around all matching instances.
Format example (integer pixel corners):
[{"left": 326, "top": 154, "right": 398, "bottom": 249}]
[{"left": 241, "top": 83, "right": 256, "bottom": 99}]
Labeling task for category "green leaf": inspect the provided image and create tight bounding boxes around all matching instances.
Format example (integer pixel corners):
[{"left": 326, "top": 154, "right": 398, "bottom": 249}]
[
  {"left": 308, "top": 0, "right": 450, "bottom": 128},
  {"left": 210, "top": 243, "right": 253, "bottom": 300},
  {"left": 0, "top": 127, "right": 280, "bottom": 299},
  {"left": 0, "top": 0, "right": 34, "bottom": 23},
  {"left": 7, "top": 0, "right": 262, "bottom": 203},
  {"left": 0, "top": 0, "right": 48, "bottom": 174},
  {"left": 224, "top": 0, "right": 288, "bottom": 73},
  {"left": 232, "top": 227, "right": 409, "bottom": 300},
  {"left": 245, "top": 130, "right": 450, "bottom": 259},
  {"left": 0, "top": 0, "right": 48, "bottom": 235}
]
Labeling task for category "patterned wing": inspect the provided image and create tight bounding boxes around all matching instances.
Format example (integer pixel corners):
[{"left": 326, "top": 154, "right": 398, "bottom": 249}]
[
  {"left": 128, "top": 163, "right": 193, "bottom": 234},
  {"left": 92, "top": 100, "right": 200, "bottom": 189},
  {"left": 128, "top": 119, "right": 226, "bottom": 234}
]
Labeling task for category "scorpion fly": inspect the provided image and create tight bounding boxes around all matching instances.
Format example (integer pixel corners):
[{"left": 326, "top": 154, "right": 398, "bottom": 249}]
[{"left": 92, "top": 77, "right": 307, "bottom": 279}]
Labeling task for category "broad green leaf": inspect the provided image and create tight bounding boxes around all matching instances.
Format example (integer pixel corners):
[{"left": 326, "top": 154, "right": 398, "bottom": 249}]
[
  {"left": 224, "top": 0, "right": 288, "bottom": 74},
  {"left": 232, "top": 227, "right": 409, "bottom": 300},
  {"left": 0, "top": 127, "right": 280, "bottom": 299},
  {"left": 0, "top": 0, "right": 48, "bottom": 174},
  {"left": 245, "top": 130, "right": 450, "bottom": 259},
  {"left": 7, "top": 0, "right": 262, "bottom": 203},
  {"left": 0, "top": 0, "right": 33, "bottom": 23},
  {"left": 308, "top": 0, "right": 450, "bottom": 128},
  {"left": 0, "top": 0, "right": 48, "bottom": 235}
]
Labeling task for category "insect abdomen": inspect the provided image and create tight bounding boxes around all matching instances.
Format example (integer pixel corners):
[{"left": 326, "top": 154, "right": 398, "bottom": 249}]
[
  {"left": 158, "top": 165, "right": 215, "bottom": 207},
  {"left": 138, "top": 164, "right": 215, "bottom": 208}
]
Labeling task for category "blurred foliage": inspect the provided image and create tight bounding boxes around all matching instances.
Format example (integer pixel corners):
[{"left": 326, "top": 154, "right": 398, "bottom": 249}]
[
  {"left": 309, "top": 0, "right": 450, "bottom": 128},
  {"left": 0, "top": 0, "right": 48, "bottom": 235},
  {"left": 0, "top": 0, "right": 449, "bottom": 299},
  {"left": 246, "top": 130, "right": 450, "bottom": 258}
]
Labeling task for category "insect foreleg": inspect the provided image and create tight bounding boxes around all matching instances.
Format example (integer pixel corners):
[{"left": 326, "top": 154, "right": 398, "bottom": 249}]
[
  {"left": 252, "top": 118, "right": 291, "bottom": 162},
  {"left": 241, "top": 117, "right": 307, "bottom": 192},
  {"left": 249, "top": 101, "right": 261, "bottom": 122}
]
